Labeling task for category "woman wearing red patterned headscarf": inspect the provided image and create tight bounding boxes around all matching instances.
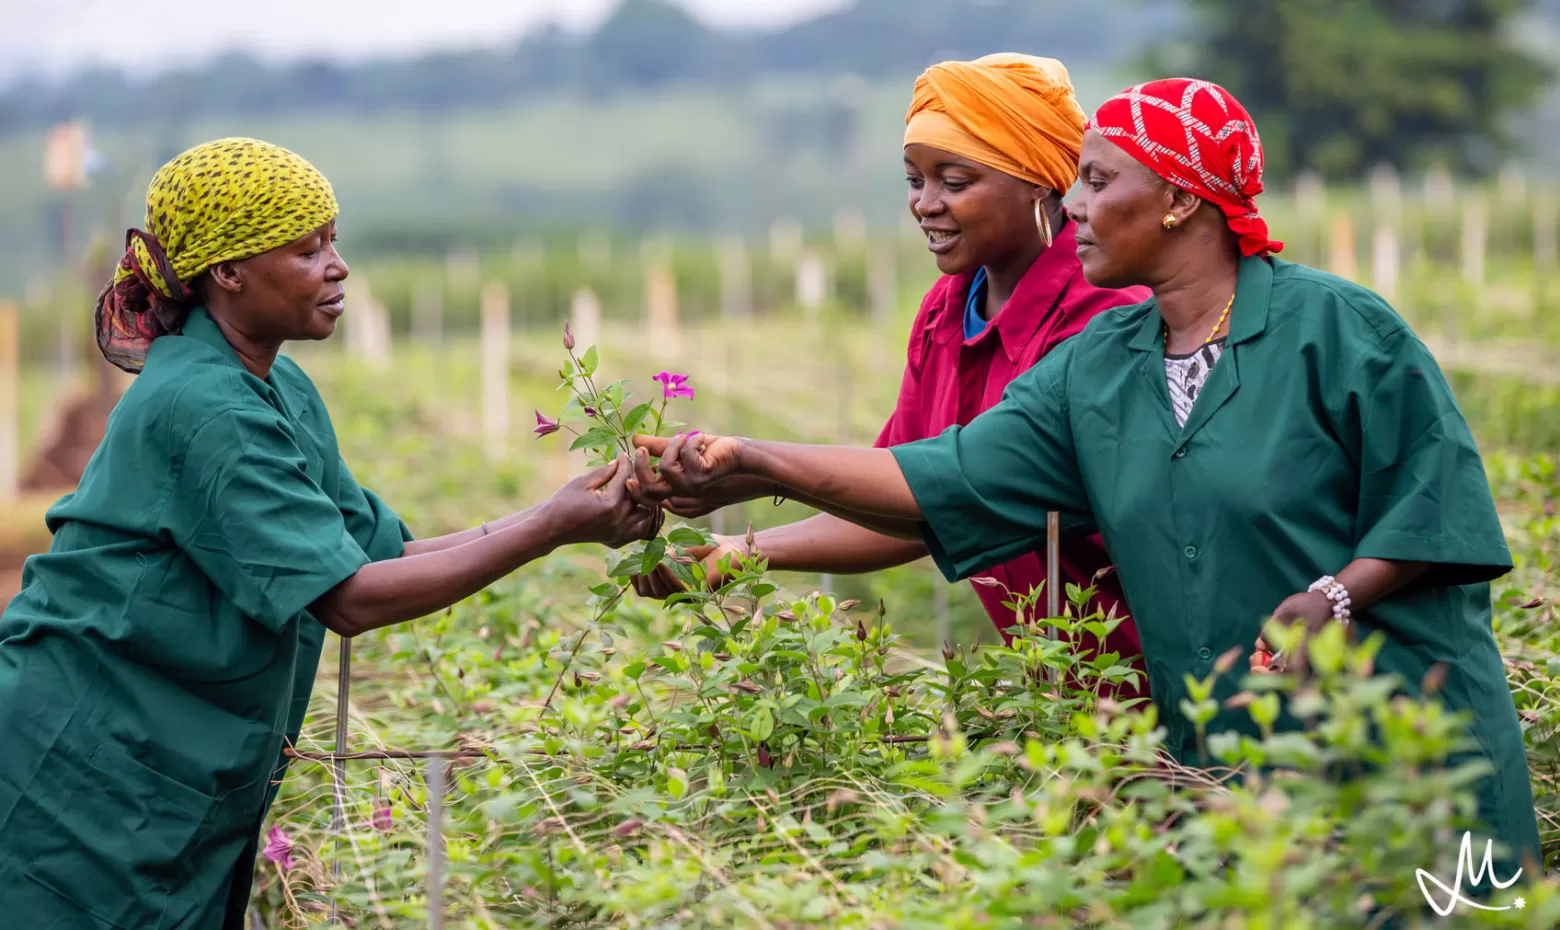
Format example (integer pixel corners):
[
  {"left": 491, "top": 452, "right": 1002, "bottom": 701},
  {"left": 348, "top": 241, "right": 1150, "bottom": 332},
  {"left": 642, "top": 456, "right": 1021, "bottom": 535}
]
[{"left": 627, "top": 78, "right": 1541, "bottom": 894}]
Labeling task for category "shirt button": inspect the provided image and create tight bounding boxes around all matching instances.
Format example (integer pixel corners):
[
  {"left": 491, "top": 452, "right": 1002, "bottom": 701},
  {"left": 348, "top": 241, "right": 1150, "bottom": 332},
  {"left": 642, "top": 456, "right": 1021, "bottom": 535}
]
[
  {"left": 1183, "top": 545, "right": 1199, "bottom": 559},
  {"left": 1173, "top": 447, "right": 1187, "bottom": 459},
  {"left": 1198, "top": 647, "right": 1212, "bottom": 660}
]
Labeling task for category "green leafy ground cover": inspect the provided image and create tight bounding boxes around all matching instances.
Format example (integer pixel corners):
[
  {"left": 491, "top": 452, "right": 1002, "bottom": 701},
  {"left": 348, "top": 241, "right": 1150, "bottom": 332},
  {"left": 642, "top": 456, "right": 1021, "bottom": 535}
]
[{"left": 233, "top": 318, "right": 1560, "bottom": 929}]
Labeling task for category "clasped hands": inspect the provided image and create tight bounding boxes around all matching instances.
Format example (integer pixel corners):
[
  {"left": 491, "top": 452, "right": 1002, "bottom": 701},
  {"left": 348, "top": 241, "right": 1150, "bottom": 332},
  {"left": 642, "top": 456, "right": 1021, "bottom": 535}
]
[{"left": 624, "top": 432, "right": 761, "bottom": 598}]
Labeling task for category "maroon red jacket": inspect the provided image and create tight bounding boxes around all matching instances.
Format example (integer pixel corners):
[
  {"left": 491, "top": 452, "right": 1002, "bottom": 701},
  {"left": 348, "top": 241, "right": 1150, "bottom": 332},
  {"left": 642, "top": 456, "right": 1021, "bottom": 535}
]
[{"left": 876, "top": 221, "right": 1152, "bottom": 697}]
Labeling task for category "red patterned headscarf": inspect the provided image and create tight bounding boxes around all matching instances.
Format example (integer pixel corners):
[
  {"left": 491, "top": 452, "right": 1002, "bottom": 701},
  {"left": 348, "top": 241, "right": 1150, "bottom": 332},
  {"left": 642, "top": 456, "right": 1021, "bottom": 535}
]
[{"left": 1088, "top": 78, "right": 1283, "bottom": 258}]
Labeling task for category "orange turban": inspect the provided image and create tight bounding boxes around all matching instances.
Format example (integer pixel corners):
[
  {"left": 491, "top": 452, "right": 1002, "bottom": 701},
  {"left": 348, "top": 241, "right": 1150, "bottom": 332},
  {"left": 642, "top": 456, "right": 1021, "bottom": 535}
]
[{"left": 904, "top": 53, "right": 1086, "bottom": 194}]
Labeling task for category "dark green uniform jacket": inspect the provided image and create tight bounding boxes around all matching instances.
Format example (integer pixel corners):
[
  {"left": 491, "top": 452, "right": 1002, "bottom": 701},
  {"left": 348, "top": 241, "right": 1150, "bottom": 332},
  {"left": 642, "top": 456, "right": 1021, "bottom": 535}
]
[
  {"left": 893, "top": 256, "right": 1541, "bottom": 870},
  {"left": 0, "top": 309, "right": 410, "bottom": 928}
]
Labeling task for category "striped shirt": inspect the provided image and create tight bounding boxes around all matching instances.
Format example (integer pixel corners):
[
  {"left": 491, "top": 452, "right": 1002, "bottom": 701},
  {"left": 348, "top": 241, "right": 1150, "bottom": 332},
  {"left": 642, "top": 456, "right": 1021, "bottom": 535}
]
[{"left": 1165, "top": 340, "right": 1226, "bottom": 427}]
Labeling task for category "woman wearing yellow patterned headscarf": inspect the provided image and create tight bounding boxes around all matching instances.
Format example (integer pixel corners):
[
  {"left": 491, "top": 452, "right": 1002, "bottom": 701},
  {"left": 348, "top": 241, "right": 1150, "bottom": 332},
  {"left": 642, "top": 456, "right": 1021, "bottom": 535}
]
[{"left": 0, "top": 138, "right": 660, "bottom": 928}]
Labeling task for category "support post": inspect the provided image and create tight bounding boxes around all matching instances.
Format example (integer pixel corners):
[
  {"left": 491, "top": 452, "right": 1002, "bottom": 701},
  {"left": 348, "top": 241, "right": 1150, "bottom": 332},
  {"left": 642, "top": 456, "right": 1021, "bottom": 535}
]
[{"left": 426, "top": 757, "right": 446, "bottom": 930}]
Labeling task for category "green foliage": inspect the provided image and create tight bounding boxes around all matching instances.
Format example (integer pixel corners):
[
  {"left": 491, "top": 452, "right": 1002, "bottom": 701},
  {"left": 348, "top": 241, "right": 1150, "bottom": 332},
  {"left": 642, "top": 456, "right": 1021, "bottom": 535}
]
[
  {"left": 1163, "top": 0, "right": 1554, "bottom": 177},
  {"left": 256, "top": 511, "right": 1560, "bottom": 926},
  {"left": 243, "top": 337, "right": 1560, "bottom": 926}
]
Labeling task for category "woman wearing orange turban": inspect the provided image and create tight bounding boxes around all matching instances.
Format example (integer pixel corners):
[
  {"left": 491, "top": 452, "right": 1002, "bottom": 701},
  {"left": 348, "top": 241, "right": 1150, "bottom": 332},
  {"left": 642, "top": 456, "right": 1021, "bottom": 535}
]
[{"left": 635, "top": 54, "right": 1150, "bottom": 696}]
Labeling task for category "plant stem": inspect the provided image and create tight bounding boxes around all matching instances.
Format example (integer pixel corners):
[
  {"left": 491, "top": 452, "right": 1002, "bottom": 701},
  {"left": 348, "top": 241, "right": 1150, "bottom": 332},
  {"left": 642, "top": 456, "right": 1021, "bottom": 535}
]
[{"left": 540, "top": 587, "right": 625, "bottom": 715}]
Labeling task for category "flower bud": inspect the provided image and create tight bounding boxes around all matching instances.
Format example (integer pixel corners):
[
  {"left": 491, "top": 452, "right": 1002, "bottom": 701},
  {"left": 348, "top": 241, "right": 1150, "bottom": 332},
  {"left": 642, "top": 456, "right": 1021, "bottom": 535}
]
[
  {"left": 941, "top": 642, "right": 956, "bottom": 662},
  {"left": 533, "top": 411, "right": 561, "bottom": 437},
  {"left": 563, "top": 321, "right": 576, "bottom": 350}
]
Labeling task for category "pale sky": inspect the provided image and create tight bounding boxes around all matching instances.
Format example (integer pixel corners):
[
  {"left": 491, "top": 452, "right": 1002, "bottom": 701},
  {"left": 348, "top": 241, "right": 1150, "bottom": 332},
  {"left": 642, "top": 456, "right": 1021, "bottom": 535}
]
[{"left": 1, "top": 0, "right": 851, "bottom": 85}]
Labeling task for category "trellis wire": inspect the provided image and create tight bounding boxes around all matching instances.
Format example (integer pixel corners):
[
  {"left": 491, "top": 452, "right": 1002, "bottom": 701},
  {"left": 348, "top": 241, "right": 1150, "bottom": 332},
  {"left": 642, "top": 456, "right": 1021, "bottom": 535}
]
[{"left": 330, "top": 637, "right": 351, "bottom": 924}]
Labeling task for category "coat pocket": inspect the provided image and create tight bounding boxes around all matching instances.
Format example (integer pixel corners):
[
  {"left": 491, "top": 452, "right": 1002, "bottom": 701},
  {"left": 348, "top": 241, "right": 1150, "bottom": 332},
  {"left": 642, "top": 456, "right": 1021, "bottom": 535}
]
[{"left": 21, "top": 740, "right": 213, "bottom": 930}]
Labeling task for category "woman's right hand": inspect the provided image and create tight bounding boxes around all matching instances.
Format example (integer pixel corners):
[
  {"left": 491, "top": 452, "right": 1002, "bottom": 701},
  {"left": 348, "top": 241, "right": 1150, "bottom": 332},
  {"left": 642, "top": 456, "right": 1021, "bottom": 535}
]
[
  {"left": 631, "top": 534, "right": 746, "bottom": 600},
  {"left": 544, "top": 457, "right": 662, "bottom": 548},
  {"left": 632, "top": 432, "right": 745, "bottom": 503}
]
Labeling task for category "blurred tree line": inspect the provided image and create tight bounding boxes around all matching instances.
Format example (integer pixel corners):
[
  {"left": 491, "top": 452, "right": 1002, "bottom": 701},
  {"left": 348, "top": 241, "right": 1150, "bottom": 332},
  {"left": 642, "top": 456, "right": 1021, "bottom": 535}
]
[
  {"left": 0, "top": 0, "right": 1553, "bottom": 179},
  {"left": 1157, "top": 0, "right": 1555, "bottom": 177},
  {"left": 0, "top": 0, "right": 1179, "bottom": 133}
]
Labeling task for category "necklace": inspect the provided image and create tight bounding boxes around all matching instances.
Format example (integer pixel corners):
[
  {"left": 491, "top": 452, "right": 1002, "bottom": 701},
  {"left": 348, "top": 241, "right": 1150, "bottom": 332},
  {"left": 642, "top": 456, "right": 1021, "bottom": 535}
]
[{"left": 1164, "top": 293, "right": 1234, "bottom": 349}]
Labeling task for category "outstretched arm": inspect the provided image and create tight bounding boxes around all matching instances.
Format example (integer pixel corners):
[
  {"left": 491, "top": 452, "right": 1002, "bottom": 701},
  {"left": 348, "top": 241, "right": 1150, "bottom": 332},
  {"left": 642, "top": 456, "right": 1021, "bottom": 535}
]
[
  {"left": 632, "top": 435, "right": 924, "bottom": 524},
  {"left": 399, "top": 504, "right": 546, "bottom": 557},
  {"left": 311, "top": 459, "right": 659, "bottom": 637}
]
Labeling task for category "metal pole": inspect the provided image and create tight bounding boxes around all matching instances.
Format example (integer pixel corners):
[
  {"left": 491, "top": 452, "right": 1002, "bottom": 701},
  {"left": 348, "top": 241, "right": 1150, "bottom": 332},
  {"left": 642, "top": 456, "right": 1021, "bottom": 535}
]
[
  {"left": 1045, "top": 512, "right": 1061, "bottom": 619},
  {"left": 426, "top": 757, "right": 445, "bottom": 930},
  {"left": 1045, "top": 511, "right": 1061, "bottom": 686},
  {"left": 330, "top": 636, "right": 351, "bottom": 923}
]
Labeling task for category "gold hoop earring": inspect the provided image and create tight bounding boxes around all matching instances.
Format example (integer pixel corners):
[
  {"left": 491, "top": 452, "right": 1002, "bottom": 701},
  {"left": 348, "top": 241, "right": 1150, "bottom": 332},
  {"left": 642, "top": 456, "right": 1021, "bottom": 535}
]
[
  {"left": 1162, "top": 213, "right": 1179, "bottom": 230},
  {"left": 1036, "top": 198, "right": 1054, "bottom": 249}
]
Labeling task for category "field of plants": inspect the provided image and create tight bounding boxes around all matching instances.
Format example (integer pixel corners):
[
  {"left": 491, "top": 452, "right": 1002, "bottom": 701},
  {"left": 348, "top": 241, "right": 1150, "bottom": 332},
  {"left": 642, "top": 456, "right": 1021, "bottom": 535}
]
[{"left": 4, "top": 183, "right": 1560, "bottom": 928}]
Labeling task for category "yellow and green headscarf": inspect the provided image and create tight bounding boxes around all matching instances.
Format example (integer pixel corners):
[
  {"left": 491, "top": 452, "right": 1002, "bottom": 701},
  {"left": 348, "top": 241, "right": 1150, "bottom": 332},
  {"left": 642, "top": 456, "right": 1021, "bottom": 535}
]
[{"left": 95, "top": 137, "right": 339, "bottom": 373}]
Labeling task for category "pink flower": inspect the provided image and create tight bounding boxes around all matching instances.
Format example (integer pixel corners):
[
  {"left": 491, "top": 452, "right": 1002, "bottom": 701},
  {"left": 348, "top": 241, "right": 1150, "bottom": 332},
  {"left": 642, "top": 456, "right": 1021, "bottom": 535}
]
[
  {"left": 534, "top": 411, "right": 561, "bottom": 437},
  {"left": 563, "top": 322, "right": 576, "bottom": 351},
  {"left": 372, "top": 804, "right": 393, "bottom": 831},
  {"left": 583, "top": 405, "right": 598, "bottom": 417},
  {"left": 652, "top": 371, "right": 695, "bottom": 400},
  {"left": 263, "top": 825, "right": 295, "bottom": 870}
]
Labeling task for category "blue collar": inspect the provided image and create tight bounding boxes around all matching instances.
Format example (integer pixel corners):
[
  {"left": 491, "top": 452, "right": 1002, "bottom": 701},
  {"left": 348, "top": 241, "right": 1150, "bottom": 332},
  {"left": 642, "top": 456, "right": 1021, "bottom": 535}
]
[{"left": 962, "top": 266, "right": 990, "bottom": 340}]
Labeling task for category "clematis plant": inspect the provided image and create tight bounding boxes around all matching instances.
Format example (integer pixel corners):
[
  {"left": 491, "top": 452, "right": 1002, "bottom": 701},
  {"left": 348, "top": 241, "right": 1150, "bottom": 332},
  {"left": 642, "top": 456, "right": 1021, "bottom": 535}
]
[
  {"left": 529, "top": 324, "right": 722, "bottom": 704},
  {"left": 535, "top": 323, "right": 690, "bottom": 468},
  {"left": 262, "top": 825, "right": 295, "bottom": 871}
]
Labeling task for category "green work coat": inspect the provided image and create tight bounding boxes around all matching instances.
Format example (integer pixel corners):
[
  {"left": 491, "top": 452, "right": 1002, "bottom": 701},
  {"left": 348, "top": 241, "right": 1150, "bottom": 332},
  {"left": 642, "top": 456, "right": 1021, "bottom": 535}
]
[
  {"left": 892, "top": 256, "right": 1541, "bottom": 872},
  {"left": 0, "top": 308, "right": 410, "bottom": 929}
]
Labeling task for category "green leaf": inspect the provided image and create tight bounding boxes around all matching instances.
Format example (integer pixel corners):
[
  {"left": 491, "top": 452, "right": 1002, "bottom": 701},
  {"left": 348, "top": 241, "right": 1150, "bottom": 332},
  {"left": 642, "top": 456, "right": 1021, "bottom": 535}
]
[
  {"left": 589, "top": 582, "right": 621, "bottom": 598},
  {"left": 640, "top": 537, "right": 668, "bottom": 575},
  {"left": 749, "top": 707, "right": 775, "bottom": 742},
  {"left": 668, "top": 527, "right": 713, "bottom": 548},
  {"left": 570, "top": 425, "right": 619, "bottom": 452},
  {"left": 622, "top": 402, "right": 655, "bottom": 436},
  {"left": 582, "top": 345, "right": 599, "bottom": 376}
]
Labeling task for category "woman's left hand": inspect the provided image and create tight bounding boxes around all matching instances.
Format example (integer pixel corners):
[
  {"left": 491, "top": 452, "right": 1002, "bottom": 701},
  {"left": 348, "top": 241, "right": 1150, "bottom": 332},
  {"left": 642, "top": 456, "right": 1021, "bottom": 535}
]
[{"left": 631, "top": 432, "right": 745, "bottom": 501}]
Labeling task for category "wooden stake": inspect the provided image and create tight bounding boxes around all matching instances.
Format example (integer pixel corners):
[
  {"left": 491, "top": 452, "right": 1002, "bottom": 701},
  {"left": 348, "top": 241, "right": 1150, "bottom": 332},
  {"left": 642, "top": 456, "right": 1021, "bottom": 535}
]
[
  {"left": 645, "top": 262, "right": 680, "bottom": 360},
  {"left": 570, "top": 288, "right": 602, "bottom": 354},
  {"left": 796, "top": 252, "right": 827, "bottom": 317},
  {"left": 1369, "top": 163, "right": 1402, "bottom": 230},
  {"left": 1294, "top": 170, "right": 1327, "bottom": 265},
  {"left": 1461, "top": 194, "right": 1487, "bottom": 289},
  {"left": 1372, "top": 225, "right": 1400, "bottom": 303},
  {"left": 412, "top": 280, "right": 444, "bottom": 346},
  {"left": 480, "top": 282, "right": 511, "bottom": 461},
  {"left": 718, "top": 236, "right": 752, "bottom": 321},
  {"left": 1535, "top": 196, "right": 1557, "bottom": 273},
  {"left": 1327, "top": 211, "right": 1357, "bottom": 281}
]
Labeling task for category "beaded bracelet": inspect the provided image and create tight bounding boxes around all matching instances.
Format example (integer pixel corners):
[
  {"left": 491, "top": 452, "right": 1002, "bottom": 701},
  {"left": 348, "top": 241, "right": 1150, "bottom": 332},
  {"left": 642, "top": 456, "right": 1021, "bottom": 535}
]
[{"left": 1307, "top": 575, "right": 1352, "bottom": 625}]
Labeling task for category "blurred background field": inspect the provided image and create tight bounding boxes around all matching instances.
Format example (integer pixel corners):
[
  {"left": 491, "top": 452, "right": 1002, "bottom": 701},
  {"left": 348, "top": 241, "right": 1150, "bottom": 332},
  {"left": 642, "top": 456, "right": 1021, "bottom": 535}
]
[
  {"left": 5, "top": 0, "right": 1560, "bottom": 645},
  {"left": 7, "top": 2, "right": 1560, "bottom": 924}
]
